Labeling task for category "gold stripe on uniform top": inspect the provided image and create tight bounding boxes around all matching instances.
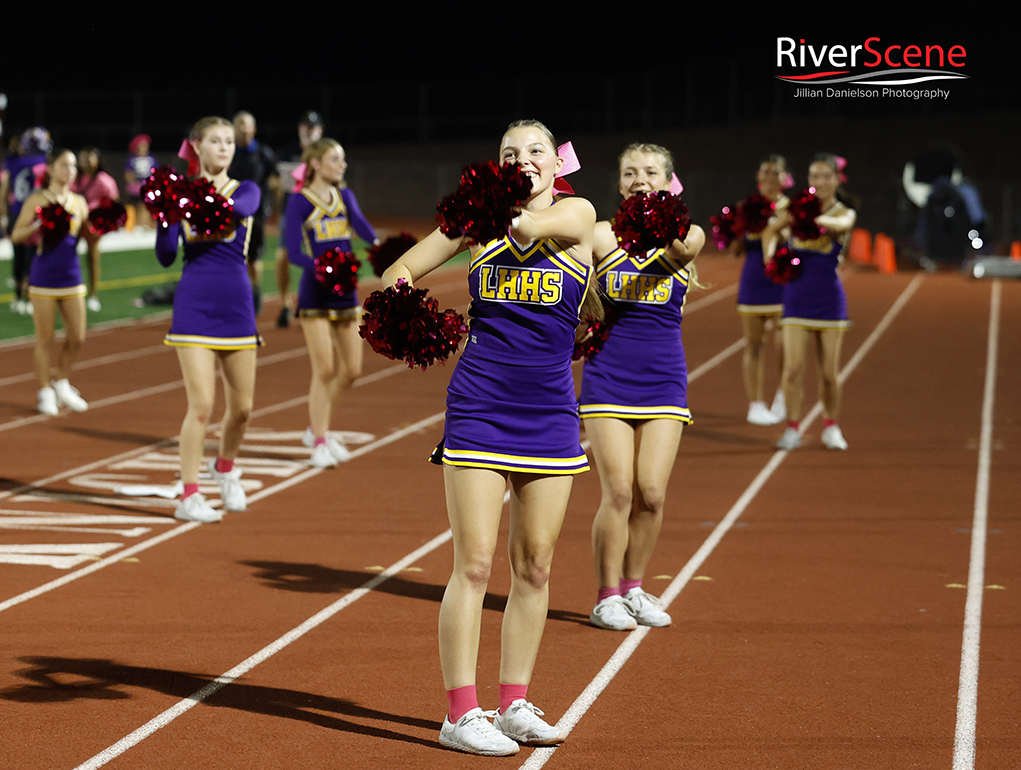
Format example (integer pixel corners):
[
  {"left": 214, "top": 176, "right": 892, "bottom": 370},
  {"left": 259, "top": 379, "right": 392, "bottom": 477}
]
[
  {"left": 596, "top": 251, "right": 631, "bottom": 279},
  {"left": 470, "top": 238, "right": 510, "bottom": 272},
  {"left": 301, "top": 186, "right": 345, "bottom": 217},
  {"left": 547, "top": 255, "right": 587, "bottom": 285},
  {"left": 219, "top": 179, "right": 240, "bottom": 198}
]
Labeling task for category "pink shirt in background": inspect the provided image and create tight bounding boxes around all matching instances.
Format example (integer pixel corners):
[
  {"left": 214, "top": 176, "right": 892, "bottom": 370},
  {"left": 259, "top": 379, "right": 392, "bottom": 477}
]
[{"left": 72, "top": 171, "right": 120, "bottom": 210}]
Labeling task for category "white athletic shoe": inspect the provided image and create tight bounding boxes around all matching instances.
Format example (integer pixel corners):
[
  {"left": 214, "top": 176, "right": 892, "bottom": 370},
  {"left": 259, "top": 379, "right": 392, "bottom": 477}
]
[
  {"left": 624, "top": 587, "right": 672, "bottom": 627},
  {"left": 747, "top": 401, "right": 781, "bottom": 425},
  {"left": 775, "top": 427, "right": 801, "bottom": 450},
  {"left": 770, "top": 389, "right": 787, "bottom": 421},
  {"left": 86, "top": 296, "right": 102, "bottom": 312},
  {"left": 439, "top": 708, "right": 520, "bottom": 756},
  {"left": 494, "top": 700, "right": 565, "bottom": 746},
  {"left": 52, "top": 379, "right": 89, "bottom": 412},
  {"left": 589, "top": 595, "right": 637, "bottom": 631},
  {"left": 37, "top": 386, "right": 59, "bottom": 416},
  {"left": 821, "top": 424, "right": 849, "bottom": 451},
  {"left": 310, "top": 442, "right": 339, "bottom": 468},
  {"left": 208, "top": 459, "right": 247, "bottom": 512},
  {"left": 174, "top": 493, "right": 223, "bottom": 523},
  {"left": 304, "top": 428, "right": 352, "bottom": 463},
  {"left": 302, "top": 427, "right": 316, "bottom": 448}
]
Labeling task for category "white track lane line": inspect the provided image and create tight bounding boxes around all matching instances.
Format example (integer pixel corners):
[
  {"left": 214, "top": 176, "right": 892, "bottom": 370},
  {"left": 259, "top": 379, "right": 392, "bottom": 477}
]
[
  {"left": 519, "top": 273, "right": 925, "bottom": 770},
  {"left": 952, "top": 280, "right": 1000, "bottom": 770}
]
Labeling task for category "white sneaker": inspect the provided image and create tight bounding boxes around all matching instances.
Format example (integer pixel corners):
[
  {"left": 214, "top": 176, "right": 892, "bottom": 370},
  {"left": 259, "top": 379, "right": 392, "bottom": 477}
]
[
  {"left": 589, "top": 595, "right": 637, "bottom": 631},
  {"left": 208, "top": 459, "right": 247, "bottom": 512},
  {"left": 770, "top": 389, "right": 787, "bottom": 421},
  {"left": 174, "top": 493, "right": 223, "bottom": 523},
  {"left": 87, "top": 296, "right": 102, "bottom": 312},
  {"left": 775, "top": 426, "right": 801, "bottom": 450},
  {"left": 304, "top": 428, "right": 352, "bottom": 463},
  {"left": 494, "top": 700, "right": 565, "bottom": 746},
  {"left": 747, "top": 401, "right": 781, "bottom": 425},
  {"left": 439, "top": 708, "right": 519, "bottom": 756},
  {"left": 37, "top": 386, "right": 59, "bottom": 416},
  {"left": 821, "top": 424, "right": 849, "bottom": 450},
  {"left": 310, "top": 442, "right": 339, "bottom": 468},
  {"left": 624, "top": 587, "right": 672, "bottom": 627},
  {"left": 302, "top": 427, "right": 317, "bottom": 448},
  {"left": 52, "top": 379, "right": 89, "bottom": 412}
]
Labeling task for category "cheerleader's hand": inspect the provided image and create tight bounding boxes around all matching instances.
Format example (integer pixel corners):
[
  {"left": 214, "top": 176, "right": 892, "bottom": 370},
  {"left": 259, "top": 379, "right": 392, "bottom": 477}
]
[{"left": 509, "top": 210, "right": 538, "bottom": 243}]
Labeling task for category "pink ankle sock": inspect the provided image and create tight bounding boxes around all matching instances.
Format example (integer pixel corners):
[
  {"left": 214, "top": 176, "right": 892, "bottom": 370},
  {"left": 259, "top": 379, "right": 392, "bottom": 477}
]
[
  {"left": 215, "top": 457, "right": 234, "bottom": 473},
  {"left": 598, "top": 586, "right": 622, "bottom": 603},
  {"left": 446, "top": 685, "right": 478, "bottom": 722},
  {"left": 499, "top": 683, "right": 528, "bottom": 713},
  {"left": 620, "top": 578, "right": 642, "bottom": 595},
  {"left": 787, "top": 420, "right": 800, "bottom": 431},
  {"left": 183, "top": 483, "right": 200, "bottom": 500},
  {"left": 823, "top": 419, "right": 837, "bottom": 428},
  {"left": 314, "top": 436, "right": 328, "bottom": 447}
]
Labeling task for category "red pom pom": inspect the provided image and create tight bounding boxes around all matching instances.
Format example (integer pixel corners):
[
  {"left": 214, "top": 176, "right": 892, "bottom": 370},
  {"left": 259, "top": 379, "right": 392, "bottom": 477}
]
[
  {"left": 359, "top": 281, "right": 466, "bottom": 370},
  {"left": 764, "top": 245, "right": 802, "bottom": 285},
  {"left": 182, "top": 178, "right": 237, "bottom": 239},
  {"left": 572, "top": 302, "right": 619, "bottom": 361},
  {"left": 612, "top": 191, "right": 691, "bottom": 254},
  {"left": 88, "top": 198, "right": 128, "bottom": 235},
  {"left": 788, "top": 189, "right": 823, "bottom": 241},
  {"left": 436, "top": 162, "right": 532, "bottom": 245},
  {"left": 366, "top": 232, "right": 418, "bottom": 278},
  {"left": 314, "top": 247, "right": 361, "bottom": 296},
  {"left": 734, "top": 193, "right": 775, "bottom": 236},
  {"left": 140, "top": 166, "right": 190, "bottom": 226},
  {"left": 709, "top": 205, "right": 737, "bottom": 250},
  {"left": 36, "top": 202, "right": 72, "bottom": 248}
]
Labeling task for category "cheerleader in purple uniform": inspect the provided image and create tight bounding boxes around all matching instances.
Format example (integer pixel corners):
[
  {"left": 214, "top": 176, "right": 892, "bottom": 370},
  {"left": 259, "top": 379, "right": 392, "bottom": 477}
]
[
  {"left": 382, "top": 120, "right": 595, "bottom": 756},
  {"left": 736, "top": 155, "right": 790, "bottom": 426},
  {"left": 10, "top": 148, "right": 98, "bottom": 416},
  {"left": 765, "top": 154, "right": 856, "bottom": 451},
  {"left": 580, "top": 143, "right": 706, "bottom": 632},
  {"left": 283, "top": 138, "right": 378, "bottom": 468},
  {"left": 155, "top": 117, "right": 261, "bottom": 523}
]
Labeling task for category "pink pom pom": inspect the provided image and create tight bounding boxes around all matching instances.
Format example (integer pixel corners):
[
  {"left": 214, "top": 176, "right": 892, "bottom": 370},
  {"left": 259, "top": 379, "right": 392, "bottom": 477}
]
[
  {"left": 314, "top": 247, "right": 361, "bottom": 296},
  {"left": 572, "top": 302, "right": 619, "bottom": 361},
  {"left": 359, "top": 281, "right": 466, "bottom": 370},
  {"left": 765, "top": 245, "right": 802, "bottom": 285},
  {"left": 88, "top": 199, "right": 128, "bottom": 235},
  {"left": 710, "top": 205, "right": 737, "bottom": 250},
  {"left": 612, "top": 191, "right": 691, "bottom": 255},
  {"left": 788, "top": 189, "right": 823, "bottom": 241},
  {"left": 734, "top": 193, "right": 775, "bottom": 236},
  {"left": 436, "top": 161, "right": 532, "bottom": 245},
  {"left": 366, "top": 232, "right": 418, "bottom": 278},
  {"left": 36, "top": 202, "right": 72, "bottom": 248}
]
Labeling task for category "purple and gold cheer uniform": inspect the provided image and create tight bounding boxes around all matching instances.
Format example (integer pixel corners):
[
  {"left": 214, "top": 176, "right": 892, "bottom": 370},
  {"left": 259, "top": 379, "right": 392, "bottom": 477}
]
[
  {"left": 737, "top": 196, "right": 788, "bottom": 316},
  {"left": 283, "top": 185, "right": 377, "bottom": 321},
  {"left": 579, "top": 245, "right": 692, "bottom": 423},
  {"left": 155, "top": 179, "right": 261, "bottom": 349},
  {"left": 780, "top": 201, "right": 852, "bottom": 331},
  {"left": 433, "top": 235, "right": 592, "bottom": 475},
  {"left": 28, "top": 191, "right": 88, "bottom": 300}
]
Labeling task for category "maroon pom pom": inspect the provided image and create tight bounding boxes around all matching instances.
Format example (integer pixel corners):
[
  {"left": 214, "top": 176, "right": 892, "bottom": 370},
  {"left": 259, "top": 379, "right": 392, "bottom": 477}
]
[
  {"left": 734, "top": 193, "right": 775, "bottom": 236},
  {"left": 764, "top": 245, "right": 802, "bottom": 285},
  {"left": 359, "top": 281, "right": 466, "bottom": 370},
  {"left": 140, "top": 166, "right": 190, "bottom": 226},
  {"left": 788, "top": 189, "right": 823, "bottom": 241},
  {"left": 314, "top": 247, "right": 361, "bottom": 296},
  {"left": 36, "top": 202, "right": 72, "bottom": 248},
  {"left": 436, "top": 161, "right": 533, "bottom": 245},
  {"left": 612, "top": 191, "right": 691, "bottom": 255},
  {"left": 709, "top": 206, "right": 737, "bottom": 250},
  {"left": 181, "top": 178, "right": 237, "bottom": 239},
  {"left": 366, "top": 232, "right": 418, "bottom": 278},
  {"left": 88, "top": 198, "right": 128, "bottom": 235},
  {"left": 572, "top": 302, "right": 619, "bottom": 361}
]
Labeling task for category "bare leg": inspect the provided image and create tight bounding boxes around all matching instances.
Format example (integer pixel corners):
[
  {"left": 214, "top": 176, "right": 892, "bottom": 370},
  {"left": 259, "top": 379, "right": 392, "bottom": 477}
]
[
  {"left": 438, "top": 465, "right": 508, "bottom": 690},
  {"left": 622, "top": 419, "right": 683, "bottom": 581},
  {"left": 781, "top": 325, "right": 810, "bottom": 422},
  {"left": 30, "top": 295, "right": 57, "bottom": 388},
  {"left": 217, "top": 348, "right": 257, "bottom": 460},
  {"left": 817, "top": 328, "right": 845, "bottom": 420},
  {"left": 741, "top": 314, "right": 769, "bottom": 403},
  {"left": 175, "top": 347, "right": 218, "bottom": 485},
  {"left": 53, "top": 295, "right": 87, "bottom": 381},
  {"left": 302, "top": 318, "right": 336, "bottom": 437},
  {"left": 585, "top": 417, "right": 636, "bottom": 589},
  {"left": 500, "top": 473, "right": 573, "bottom": 686}
]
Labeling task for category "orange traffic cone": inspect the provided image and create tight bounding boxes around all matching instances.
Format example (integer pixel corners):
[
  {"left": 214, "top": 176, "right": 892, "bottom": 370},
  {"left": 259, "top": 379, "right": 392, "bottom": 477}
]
[
  {"left": 848, "top": 228, "right": 873, "bottom": 265},
  {"left": 1011, "top": 241, "right": 1020, "bottom": 261},
  {"left": 874, "top": 233, "right": 896, "bottom": 274}
]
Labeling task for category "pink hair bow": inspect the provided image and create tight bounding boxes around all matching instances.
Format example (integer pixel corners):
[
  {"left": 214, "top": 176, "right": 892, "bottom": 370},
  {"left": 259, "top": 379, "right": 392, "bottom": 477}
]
[
  {"left": 835, "top": 155, "right": 848, "bottom": 183},
  {"left": 32, "top": 161, "right": 47, "bottom": 188},
  {"left": 553, "top": 142, "right": 580, "bottom": 196},
  {"left": 177, "top": 139, "right": 200, "bottom": 176},
  {"left": 781, "top": 172, "right": 795, "bottom": 189},
  {"left": 669, "top": 173, "right": 683, "bottom": 195},
  {"left": 291, "top": 162, "right": 307, "bottom": 192}
]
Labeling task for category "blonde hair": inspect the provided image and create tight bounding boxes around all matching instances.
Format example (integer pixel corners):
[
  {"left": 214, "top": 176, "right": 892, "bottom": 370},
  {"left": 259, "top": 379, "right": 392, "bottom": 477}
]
[
  {"left": 301, "top": 138, "right": 343, "bottom": 185},
  {"left": 618, "top": 142, "right": 675, "bottom": 179},
  {"left": 189, "top": 116, "right": 233, "bottom": 141},
  {"left": 503, "top": 119, "right": 557, "bottom": 152}
]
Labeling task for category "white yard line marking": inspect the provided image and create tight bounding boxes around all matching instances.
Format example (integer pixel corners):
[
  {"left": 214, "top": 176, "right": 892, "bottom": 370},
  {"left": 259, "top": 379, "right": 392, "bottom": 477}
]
[
  {"left": 519, "top": 273, "right": 925, "bottom": 770},
  {"left": 952, "top": 280, "right": 1000, "bottom": 770}
]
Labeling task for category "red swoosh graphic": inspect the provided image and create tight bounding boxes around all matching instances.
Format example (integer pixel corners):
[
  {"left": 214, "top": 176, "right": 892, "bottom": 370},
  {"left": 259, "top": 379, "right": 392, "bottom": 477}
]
[{"left": 776, "top": 71, "right": 851, "bottom": 81}]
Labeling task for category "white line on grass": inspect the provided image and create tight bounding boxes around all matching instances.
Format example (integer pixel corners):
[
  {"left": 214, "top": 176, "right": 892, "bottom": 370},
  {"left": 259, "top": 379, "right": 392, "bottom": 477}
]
[
  {"left": 519, "top": 273, "right": 925, "bottom": 770},
  {"left": 952, "top": 280, "right": 1000, "bottom": 770}
]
